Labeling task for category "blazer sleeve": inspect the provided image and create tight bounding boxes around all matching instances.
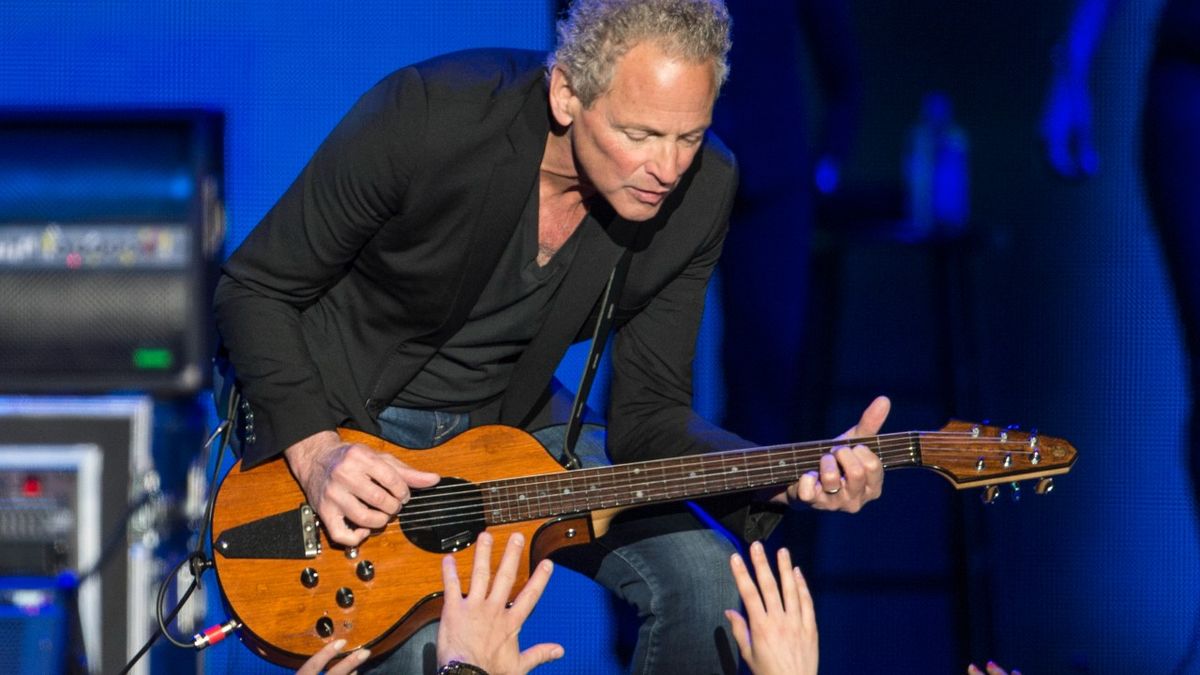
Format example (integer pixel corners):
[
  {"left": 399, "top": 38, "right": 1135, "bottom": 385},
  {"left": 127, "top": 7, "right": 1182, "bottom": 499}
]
[
  {"left": 213, "top": 66, "right": 430, "bottom": 466},
  {"left": 606, "top": 159, "right": 786, "bottom": 543}
]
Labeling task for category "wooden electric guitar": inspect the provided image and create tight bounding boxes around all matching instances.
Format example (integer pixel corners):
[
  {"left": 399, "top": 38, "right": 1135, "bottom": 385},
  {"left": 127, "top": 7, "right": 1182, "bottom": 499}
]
[{"left": 209, "top": 421, "right": 1076, "bottom": 666}]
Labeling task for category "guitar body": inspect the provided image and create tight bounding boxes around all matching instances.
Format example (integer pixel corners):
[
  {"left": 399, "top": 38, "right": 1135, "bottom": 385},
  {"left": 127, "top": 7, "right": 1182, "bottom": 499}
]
[{"left": 210, "top": 425, "right": 595, "bottom": 667}]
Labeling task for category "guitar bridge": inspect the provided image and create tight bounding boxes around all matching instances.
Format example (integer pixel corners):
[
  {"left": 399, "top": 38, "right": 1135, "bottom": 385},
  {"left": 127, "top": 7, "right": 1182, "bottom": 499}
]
[{"left": 215, "top": 504, "right": 321, "bottom": 559}]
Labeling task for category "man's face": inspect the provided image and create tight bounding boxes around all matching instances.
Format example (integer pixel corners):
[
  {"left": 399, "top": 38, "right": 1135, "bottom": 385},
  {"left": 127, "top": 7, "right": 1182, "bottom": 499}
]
[{"left": 567, "top": 42, "right": 717, "bottom": 221}]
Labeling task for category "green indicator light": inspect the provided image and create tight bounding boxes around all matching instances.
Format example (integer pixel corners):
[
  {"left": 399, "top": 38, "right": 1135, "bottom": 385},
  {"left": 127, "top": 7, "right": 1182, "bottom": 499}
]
[{"left": 133, "top": 348, "right": 174, "bottom": 370}]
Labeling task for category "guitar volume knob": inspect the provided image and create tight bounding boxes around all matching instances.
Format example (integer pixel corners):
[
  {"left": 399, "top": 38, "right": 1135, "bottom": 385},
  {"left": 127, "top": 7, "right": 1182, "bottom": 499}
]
[
  {"left": 300, "top": 567, "right": 319, "bottom": 588},
  {"left": 356, "top": 560, "right": 375, "bottom": 582},
  {"left": 315, "top": 616, "right": 334, "bottom": 638},
  {"left": 336, "top": 587, "right": 355, "bottom": 608}
]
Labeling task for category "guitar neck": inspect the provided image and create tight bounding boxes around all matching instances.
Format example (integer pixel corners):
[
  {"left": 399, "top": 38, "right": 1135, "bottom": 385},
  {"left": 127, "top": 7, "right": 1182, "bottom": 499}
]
[{"left": 480, "top": 431, "right": 922, "bottom": 525}]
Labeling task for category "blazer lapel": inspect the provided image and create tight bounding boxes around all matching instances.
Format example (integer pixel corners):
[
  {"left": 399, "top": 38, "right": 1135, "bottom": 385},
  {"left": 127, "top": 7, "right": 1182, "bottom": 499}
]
[{"left": 423, "top": 80, "right": 550, "bottom": 346}]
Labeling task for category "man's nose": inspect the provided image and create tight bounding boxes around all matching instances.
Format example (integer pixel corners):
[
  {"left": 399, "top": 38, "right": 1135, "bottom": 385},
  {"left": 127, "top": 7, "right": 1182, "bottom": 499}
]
[{"left": 646, "top": 141, "right": 681, "bottom": 186}]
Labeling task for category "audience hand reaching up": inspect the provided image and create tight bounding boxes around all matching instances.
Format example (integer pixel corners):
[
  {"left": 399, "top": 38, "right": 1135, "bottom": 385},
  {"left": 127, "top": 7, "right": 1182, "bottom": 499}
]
[
  {"left": 295, "top": 531, "right": 560, "bottom": 675},
  {"left": 437, "top": 531, "right": 564, "bottom": 675},
  {"left": 725, "top": 542, "right": 819, "bottom": 675},
  {"left": 294, "top": 640, "right": 370, "bottom": 675},
  {"left": 968, "top": 661, "right": 1021, "bottom": 675}
]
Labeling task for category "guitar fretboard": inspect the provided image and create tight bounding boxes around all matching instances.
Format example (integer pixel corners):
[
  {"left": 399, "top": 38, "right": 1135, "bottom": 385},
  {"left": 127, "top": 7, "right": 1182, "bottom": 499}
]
[{"left": 479, "top": 431, "right": 921, "bottom": 525}]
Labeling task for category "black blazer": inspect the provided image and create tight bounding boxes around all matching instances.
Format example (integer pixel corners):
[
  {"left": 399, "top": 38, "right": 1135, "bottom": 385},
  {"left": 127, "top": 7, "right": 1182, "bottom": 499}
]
[{"left": 214, "top": 49, "right": 783, "bottom": 541}]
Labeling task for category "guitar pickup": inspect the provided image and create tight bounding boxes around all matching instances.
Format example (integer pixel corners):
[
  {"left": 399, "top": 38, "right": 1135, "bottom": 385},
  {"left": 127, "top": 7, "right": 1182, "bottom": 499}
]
[
  {"left": 215, "top": 504, "right": 321, "bottom": 559},
  {"left": 439, "top": 530, "right": 474, "bottom": 552}
]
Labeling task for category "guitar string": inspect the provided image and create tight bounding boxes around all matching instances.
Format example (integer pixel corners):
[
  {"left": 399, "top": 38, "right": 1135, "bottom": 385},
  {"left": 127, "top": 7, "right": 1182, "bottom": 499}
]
[
  {"left": 396, "top": 431, "right": 1051, "bottom": 504},
  {"left": 376, "top": 470, "right": 1066, "bottom": 532},
  {"left": 393, "top": 430, "right": 1049, "bottom": 501},
  {"left": 384, "top": 440, "right": 1061, "bottom": 530},
  {"left": 391, "top": 432, "right": 1051, "bottom": 506},
  {"left": 390, "top": 434, "right": 1055, "bottom": 520},
  {"left": 390, "top": 455, "right": 1061, "bottom": 532},
  {"left": 392, "top": 448, "right": 917, "bottom": 529}
]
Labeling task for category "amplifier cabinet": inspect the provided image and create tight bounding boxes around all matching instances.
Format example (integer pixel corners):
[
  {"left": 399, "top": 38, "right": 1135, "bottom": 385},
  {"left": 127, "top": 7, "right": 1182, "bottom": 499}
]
[
  {"left": 0, "top": 110, "right": 223, "bottom": 394},
  {"left": 0, "top": 396, "right": 156, "bottom": 675}
]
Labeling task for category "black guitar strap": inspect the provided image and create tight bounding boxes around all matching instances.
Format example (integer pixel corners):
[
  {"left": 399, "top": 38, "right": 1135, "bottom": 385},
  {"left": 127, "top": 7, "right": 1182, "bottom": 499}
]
[{"left": 560, "top": 248, "right": 633, "bottom": 469}]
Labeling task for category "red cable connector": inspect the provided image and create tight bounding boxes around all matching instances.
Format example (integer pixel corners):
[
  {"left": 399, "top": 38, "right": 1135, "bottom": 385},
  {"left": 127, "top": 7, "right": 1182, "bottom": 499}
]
[{"left": 193, "top": 619, "right": 241, "bottom": 649}]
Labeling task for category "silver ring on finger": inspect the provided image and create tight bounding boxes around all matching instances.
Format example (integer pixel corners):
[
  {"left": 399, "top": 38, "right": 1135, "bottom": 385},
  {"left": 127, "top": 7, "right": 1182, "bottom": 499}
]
[{"left": 823, "top": 485, "right": 842, "bottom": 495}]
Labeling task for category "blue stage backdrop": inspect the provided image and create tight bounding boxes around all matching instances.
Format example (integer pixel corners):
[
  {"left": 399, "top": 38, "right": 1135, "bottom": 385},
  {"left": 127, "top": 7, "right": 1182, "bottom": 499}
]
[{"left": 3, "top": 1, "right": 1199, "bottom": 674}]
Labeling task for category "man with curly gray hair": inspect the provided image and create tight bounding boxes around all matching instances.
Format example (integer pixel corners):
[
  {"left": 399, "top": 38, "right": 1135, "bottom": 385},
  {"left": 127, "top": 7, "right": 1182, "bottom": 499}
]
[
  {"left": 215, "top": 0, "right": 888, "bottom": 672},
  {"left": 548, "top": 0, "right": 732, "bottom": 107}
]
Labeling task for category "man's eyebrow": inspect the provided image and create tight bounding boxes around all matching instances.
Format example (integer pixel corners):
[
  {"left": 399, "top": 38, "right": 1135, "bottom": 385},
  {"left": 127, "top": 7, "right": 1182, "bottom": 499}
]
[{"left": 618, "top": 122, "right": 710, "bottom": 137}]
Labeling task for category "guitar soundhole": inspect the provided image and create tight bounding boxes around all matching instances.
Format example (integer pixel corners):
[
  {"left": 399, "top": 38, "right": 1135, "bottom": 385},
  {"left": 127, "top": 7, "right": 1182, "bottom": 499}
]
[{"left": 399, "top": 477, "right": 485, "bottom": 554}]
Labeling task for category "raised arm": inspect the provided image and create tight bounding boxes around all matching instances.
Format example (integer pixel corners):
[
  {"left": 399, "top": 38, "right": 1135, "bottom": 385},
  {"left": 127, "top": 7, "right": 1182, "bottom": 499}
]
[{"left": 1040, "top": 0, "right": 1124, "bottom": 177}]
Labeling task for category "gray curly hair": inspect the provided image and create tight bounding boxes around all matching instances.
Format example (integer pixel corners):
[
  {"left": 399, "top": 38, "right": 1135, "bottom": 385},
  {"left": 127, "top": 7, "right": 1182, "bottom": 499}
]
[{"left": 548, "top": 0, "right": 732, "bottom": 108}]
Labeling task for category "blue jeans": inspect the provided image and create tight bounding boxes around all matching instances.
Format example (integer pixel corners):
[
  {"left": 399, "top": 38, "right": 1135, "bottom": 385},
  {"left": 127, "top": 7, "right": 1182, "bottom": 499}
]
[{"left": 369, "top": 406, "right": 741, "bottom": 675}]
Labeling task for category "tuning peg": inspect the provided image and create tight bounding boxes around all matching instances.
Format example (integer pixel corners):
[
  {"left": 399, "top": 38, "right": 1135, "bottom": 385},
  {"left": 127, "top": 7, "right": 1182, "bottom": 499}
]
[
  {"left": 981, "top": 484, "right": 1000, "bottom": 504},
  {"left": 1009, "top": 481, "right": 1021, "bottom": 503},
  {"left": 1035, "top": 477, "right": 1055, "bottom": 495}
]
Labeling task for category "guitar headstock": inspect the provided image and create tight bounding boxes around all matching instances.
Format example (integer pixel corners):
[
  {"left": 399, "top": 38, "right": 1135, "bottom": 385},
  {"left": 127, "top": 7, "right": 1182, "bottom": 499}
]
[{"left": 918, "top": 420, "right": 1078, "bottom": 499}]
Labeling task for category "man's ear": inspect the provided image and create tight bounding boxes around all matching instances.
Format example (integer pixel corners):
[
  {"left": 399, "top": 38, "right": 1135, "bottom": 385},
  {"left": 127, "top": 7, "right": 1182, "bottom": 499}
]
[{"left": 548, "top": 65, "right": 580, "bottom": 127}]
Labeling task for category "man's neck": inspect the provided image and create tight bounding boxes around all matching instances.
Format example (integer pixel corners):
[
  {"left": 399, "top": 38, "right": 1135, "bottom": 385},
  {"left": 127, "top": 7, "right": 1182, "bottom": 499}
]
[
  {"left": 540, "top": 128, "right": 593, "bottom": 201},
  {"left": 536, "top": 129, "right": 593, "bottom": 267}
]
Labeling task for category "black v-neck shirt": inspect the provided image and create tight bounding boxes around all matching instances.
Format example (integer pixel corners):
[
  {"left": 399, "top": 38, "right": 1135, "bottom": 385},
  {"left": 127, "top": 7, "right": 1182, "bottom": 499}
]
[{"left": 392, "top": 184, "right": 584, "bottom": 411}]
